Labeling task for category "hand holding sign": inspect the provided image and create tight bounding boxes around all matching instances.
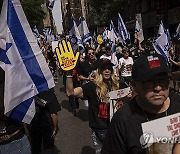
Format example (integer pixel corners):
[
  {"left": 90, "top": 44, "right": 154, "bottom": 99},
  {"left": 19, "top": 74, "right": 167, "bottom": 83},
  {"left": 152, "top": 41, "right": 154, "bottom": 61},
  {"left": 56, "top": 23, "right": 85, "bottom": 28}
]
[{"left": 55, "top": 40, "right": 80, "bottom": 71}]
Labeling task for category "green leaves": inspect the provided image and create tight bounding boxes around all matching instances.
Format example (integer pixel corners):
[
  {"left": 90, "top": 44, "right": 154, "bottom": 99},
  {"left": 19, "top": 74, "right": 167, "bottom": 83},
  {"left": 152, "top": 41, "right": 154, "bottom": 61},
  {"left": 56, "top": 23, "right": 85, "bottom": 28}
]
[{"left": 21, "top": 0, "right": 46, "bottom": 28}]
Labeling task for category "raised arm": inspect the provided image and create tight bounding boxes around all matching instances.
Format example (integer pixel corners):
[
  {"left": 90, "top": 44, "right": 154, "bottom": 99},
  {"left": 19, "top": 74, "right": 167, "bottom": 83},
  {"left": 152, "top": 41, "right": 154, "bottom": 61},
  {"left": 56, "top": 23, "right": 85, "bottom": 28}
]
[{"left": 66, "top": 74, "right": 83, "bottom": 98}]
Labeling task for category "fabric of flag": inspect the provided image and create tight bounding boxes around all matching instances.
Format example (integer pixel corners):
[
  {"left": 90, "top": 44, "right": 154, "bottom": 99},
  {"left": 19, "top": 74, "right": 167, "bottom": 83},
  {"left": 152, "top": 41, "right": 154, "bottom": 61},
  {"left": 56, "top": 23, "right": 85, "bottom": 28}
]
[
  {"left": 174, "top": 23, "right": 180, "bottom": 39},
  {"left": 135, "top": 20, "right": 144, "bottom": 43},
  {"left": 102, "top": 28, "right": 109, "bottom": 41},
  {"left": 153, "top": 28, "right": 170, "bottom": 63},
  {"left": 48, "top": 0, "right": 56, "bottom": 11},
  {"left": 78, "top": 17, "right": 92, "bottom": 44},
  {"left": 32, "top": 26, "right": 40, "bottom": 38},
  {"left": 157, "top": 21, "right": 171, "bottom": 43},
  {"left": 43, "top": 28, "right": 54, "bottom": 43},
  {"left": 69, "top": 17, "right": 84, "bottom": 53},
  {"left": 108, "top": 21, "right": 118, "bottom": 65},
  {"left": 118, "top": 13, "right": 129, "bottom": 45},
  {"left": 0, "top": 0, "right": 55, "bottom": 123},
  {"left": 157, "top": 21, "right": 164, "bottom": 37}
]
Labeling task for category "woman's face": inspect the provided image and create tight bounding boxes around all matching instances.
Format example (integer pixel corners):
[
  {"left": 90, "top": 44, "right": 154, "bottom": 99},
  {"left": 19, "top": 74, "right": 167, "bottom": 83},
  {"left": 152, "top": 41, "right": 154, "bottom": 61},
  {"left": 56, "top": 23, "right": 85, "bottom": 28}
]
[{"left": 101, "top": 67, "right": 113, "bottom": 80}]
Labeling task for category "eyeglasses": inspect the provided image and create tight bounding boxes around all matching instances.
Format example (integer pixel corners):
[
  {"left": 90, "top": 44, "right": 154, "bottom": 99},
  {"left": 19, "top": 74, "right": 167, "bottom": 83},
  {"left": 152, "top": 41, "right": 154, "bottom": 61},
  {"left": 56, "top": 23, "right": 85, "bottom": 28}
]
[
  {"left": 88, "top": 52, "right": 95, "bottom": 55},
  {"left": 137, "top": 77, "right": 170, "bottom": 89}
]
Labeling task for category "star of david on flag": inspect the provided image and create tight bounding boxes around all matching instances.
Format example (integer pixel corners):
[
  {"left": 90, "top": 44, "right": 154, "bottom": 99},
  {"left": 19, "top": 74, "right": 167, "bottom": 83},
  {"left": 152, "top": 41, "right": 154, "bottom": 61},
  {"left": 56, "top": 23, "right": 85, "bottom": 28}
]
[
  {"left": 69, "top": 17, "right": 84, "bottom": 53},
  {"left": 0, "top": 0, "right": 55, "bottom": 124}
]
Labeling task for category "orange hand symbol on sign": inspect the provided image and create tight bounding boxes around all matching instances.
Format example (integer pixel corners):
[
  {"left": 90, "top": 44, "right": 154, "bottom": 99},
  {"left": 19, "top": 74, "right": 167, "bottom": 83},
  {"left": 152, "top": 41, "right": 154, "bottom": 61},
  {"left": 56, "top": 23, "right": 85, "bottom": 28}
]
[{"left": 55, "top": 40, "right": 80, "bottom": 71}]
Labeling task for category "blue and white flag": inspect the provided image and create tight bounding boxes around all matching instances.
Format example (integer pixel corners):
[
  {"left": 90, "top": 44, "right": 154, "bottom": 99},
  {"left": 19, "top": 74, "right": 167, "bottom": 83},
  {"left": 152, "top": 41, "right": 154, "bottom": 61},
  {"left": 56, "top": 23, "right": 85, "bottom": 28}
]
[
  {"left": 48, "top": 0, "right": 56, "bottom": 11},
  {"left": 157, "top": 21, "right": 171, "bottom": 42},
  {"left": 43, "top": 28, "right": 54, "bottom": 43},
  {"left": 135, "top": 20, "right": 144, "bottom": 43},
  {"left": 102, "top": 28, "right": 109, "bottom": 41},
  {"left": 0, "top": 0, "right": 55, "bottom": 123},
  {"left": 174, "top": 23, "right": 180, "bottom": 39},
  {"left": 32, "top": 26, "right": 40, "bottom": 38},
  {"left": 109, "top": 21, "right": 118, "bottom": 65},
  {"left": 157, "top": 21, "right": 164, "bottom": 37},
  {"left": 118, "top": 13, "right": 129, "bottom": 45},
  {"left": 78, "top": 17, "right": 92, "bottom": 44},
  {"left": 69, "top": 17, "right": 84, "bottom": 53},
  {"left": 153, "top": 27, "right": 170, "bottom": 63}
]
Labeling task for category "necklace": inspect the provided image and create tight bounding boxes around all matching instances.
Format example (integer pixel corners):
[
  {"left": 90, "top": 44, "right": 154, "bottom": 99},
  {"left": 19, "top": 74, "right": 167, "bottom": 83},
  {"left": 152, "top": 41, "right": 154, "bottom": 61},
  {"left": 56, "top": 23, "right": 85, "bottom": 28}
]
[{"left": 141, "top": 109, "right": 168, "bottom": 122}]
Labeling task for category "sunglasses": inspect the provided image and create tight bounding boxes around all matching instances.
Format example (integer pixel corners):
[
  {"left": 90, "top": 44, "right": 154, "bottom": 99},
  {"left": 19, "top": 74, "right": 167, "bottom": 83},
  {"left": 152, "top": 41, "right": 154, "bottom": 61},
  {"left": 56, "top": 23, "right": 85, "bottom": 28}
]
[
  {"left": 88, "top": 52, "right": 95, "bottom": 55},
  {"left": 137, "top": 77, "right": 170, "bottom": 89}
]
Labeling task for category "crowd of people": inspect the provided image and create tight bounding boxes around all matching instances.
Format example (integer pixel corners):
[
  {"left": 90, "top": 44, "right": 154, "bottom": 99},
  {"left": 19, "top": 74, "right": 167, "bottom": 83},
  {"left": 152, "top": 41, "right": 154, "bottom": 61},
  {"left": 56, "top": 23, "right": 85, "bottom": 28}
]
[{"left": 0, "top": 31, "right": 180, "bottom": 154}]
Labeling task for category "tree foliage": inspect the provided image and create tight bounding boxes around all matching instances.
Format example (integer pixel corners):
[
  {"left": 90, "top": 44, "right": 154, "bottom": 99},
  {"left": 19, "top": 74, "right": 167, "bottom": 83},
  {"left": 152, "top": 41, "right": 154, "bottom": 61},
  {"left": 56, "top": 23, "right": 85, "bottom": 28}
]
[
  {"left": 21, "top": 0, "right": 46, "bottom": 28},
  {"left": 0, "top": 0, "right": 46, "bottom": 28},
  {"left": 87, "top": 0, "right": 130, "bottom": 27}
]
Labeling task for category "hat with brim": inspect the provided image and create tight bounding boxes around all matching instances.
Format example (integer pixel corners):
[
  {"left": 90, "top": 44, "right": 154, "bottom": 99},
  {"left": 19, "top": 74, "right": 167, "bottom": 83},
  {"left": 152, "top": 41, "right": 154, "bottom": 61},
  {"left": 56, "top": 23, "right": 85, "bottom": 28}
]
[
  {"left": 93, "top": 58, "right": 114, "bottom": 70},
  {"left": 132, "top": 54, "right": 169, "bottom": 81}
]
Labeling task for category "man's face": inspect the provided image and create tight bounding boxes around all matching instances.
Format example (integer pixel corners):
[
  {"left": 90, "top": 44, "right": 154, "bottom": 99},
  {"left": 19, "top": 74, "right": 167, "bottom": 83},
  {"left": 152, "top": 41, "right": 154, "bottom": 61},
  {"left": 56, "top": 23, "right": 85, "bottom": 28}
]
[
  {"left": 134, "top": 73, "right": 170, "bottom": 106},
  {"left": 87, "top": 49, "right": 96, "bottom": 60},
  {"left": 122, "top": 50, "right": 129, "bottom": 58},
  {"left": 106, "top": 48, "right": 112, "bottom": 56}
]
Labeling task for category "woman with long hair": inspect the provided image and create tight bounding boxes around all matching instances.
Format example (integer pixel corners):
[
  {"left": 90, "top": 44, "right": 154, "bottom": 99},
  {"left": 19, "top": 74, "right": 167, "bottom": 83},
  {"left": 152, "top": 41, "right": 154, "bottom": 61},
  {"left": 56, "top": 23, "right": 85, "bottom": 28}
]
[
  {"left": 66, "top": 58, "right": 119, "bottom": 153},
  {"left": 0, "top": 68, "right": 31, "bottom": 154}
]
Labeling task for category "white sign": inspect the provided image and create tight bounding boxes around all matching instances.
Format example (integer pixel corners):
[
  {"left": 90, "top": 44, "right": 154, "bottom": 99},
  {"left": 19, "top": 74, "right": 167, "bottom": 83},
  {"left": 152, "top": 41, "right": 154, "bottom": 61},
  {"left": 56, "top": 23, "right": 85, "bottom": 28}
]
[
  {"left": 109, "top": 87, "right": 130, "bottom": 120},
  {"left": 141, "top": 112, "right": 180, "bottom": 144},
  {"left": 108, "top": 87, "right": 130, "bottom": 100}
]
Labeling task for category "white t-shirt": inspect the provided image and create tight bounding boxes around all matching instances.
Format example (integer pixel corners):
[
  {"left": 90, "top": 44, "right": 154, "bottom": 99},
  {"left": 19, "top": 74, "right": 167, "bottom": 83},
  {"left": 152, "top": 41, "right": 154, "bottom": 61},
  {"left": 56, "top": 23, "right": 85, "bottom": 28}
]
[{"left": 119, "top": 57, "right": 133, "bottom": 77}]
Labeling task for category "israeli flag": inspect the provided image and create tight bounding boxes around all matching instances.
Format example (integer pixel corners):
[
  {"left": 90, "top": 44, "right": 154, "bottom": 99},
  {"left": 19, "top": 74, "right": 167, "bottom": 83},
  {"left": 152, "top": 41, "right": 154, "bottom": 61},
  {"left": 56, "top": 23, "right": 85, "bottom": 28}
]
[
  {"left": 0, "top": 0, "right": 55, "bottom": 123},
  {"left": 69, "top": 17, "right": 84, "bottom": 53},
  {"left": 48, "top": 0, "right": 56, "bottom": 11},
  {"left": 109, "top": 21, "right": 118, "bottom": 65},
  {"left": 153, "top": 27, "right": 170, "bottom": 63},
  {"left": 118, "top": 13, "right": 129, "bottom": 45},
  {"left": 78, "top": 17, "right": 92, "bottom": 44},
  {"left": 157, "top": 21, "right": 164, "bottom": 37},
  {"left": 32, "top": 26, "right": 40, "bottom": 38},
  {"left": 157, "top": 21, "right": 171, "bottom": 42},
  {"left": 43, "top": 28, "right": 54, "bottom": 43},
  {"left": 135, "top": 20, "right": 144, "bottom": 43},
  {"left": 174, "top": 23, "right": 180, "bottom": 39},
  {"left": 102, "top": 28, "right": 109, "bottom": 41}
]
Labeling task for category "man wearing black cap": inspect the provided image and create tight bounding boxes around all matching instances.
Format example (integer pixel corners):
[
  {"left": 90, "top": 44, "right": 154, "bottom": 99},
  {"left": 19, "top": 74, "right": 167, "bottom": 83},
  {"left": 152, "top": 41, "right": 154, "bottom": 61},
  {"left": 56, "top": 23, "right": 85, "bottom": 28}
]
[{"left": 102, "top": 54, "right": 180, "bottom": 154}]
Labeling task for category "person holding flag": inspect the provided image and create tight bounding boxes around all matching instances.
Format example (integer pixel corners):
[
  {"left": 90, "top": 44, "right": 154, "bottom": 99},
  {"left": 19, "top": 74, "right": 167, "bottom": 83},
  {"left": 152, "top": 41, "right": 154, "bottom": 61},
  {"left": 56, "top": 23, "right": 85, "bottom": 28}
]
[
  {"left": 0, "top": 0, "right": 55, "bottom": 124},
  {"left": 0, "top": 68, "right": 31, "bottom": 154}
]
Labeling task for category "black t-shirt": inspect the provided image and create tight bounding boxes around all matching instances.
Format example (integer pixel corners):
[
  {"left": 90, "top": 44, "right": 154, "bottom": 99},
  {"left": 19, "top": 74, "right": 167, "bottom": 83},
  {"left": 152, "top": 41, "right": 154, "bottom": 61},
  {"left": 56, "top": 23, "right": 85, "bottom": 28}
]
[
  {"left": 82, "top": 81, "right": 110, "bottom": 130},
  {"left": 102, "top": 92, "right": 180, "bottom": 154},
  {"left": 77, "top": 60, "right": 93, "bottom": 78},
  {"left": 30, "top": 88, "right": 61, "bottom": 127}
]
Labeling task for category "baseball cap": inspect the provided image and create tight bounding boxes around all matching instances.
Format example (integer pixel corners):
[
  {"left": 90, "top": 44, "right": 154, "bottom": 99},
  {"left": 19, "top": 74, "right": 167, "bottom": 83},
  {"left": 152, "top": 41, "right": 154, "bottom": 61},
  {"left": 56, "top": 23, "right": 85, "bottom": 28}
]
[
  {"left": 93, "top": 58, "right": 114, "bottom": 70},
  {"left": 132, "top": 54, "right": 169, "bottom": 81}
]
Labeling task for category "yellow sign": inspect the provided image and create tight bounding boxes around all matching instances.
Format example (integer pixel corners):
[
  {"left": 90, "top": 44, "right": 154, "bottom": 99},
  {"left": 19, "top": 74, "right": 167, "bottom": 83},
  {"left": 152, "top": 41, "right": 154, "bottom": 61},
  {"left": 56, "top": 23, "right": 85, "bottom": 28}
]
[
  {"left": 97, "top": 35, "right": 103, "bottom": 44},
  {"left": 55, "top": 40, "right": 79, "bottom": 71}
]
